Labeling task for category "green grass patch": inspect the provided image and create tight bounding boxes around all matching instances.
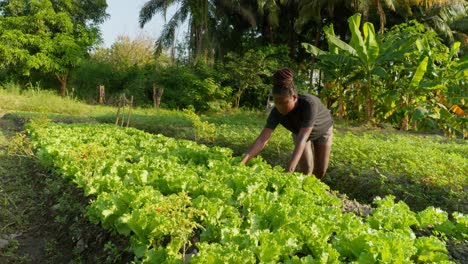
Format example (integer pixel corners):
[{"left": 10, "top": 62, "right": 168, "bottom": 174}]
[
  {"left": 328, "top": 131, "right": 467, "bottom": 212},
  {"left": 1, "top": 87, "right": 95, "bottom": 115}
]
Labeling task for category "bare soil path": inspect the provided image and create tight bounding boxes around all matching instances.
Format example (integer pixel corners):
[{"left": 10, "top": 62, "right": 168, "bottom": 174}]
[{"left": 0, "top": 111, "right": 73, "bottom": 263}]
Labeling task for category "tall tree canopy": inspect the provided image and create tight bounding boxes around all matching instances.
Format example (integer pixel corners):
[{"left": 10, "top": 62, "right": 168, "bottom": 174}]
[
  {"left": 0, "top": 0, "right": 107, "bottom": 96},
  {"left": 139, "top": 0, "right": 466, "bottom": 64}
]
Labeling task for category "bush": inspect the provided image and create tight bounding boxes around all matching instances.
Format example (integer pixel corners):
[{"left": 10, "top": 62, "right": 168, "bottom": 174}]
[{"left": 154, "top": 65, "right": 231, "bottom": 112}]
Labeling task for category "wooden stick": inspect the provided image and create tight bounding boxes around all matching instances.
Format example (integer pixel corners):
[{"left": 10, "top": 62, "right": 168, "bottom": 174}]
[
  {"left": 115, "top": 97, "right": 122, "bottom": 126},
  {"left": 126, "top": 96, "right": 133, "bottom": 127},
  {"left": 120, "top": 95, "right": 126, "bottom": 127}
]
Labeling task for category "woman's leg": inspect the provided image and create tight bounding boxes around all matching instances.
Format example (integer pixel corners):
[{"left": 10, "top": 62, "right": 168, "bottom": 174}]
[
  {"left": 312, "top": 127, "right": 333, "bottom": 179},
  {"left": 312, "top": 143, "right": 332, "bottom": 179},
  {"left": 294, "top": 136, "right": 313, "bottom": 175}
]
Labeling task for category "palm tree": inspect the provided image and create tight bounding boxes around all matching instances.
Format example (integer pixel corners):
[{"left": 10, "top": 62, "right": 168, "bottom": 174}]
[
  {"left": 254, "top": 0, "right": 353, "bottom": 58},
  {"left": 415, "top": 0, "right": 467, "bottom": 44},
  {"left": 350, "top": 0, "right": 396, "bottom": 33},
  {"left": 139, "top": 0, "right": 188, "bottom": 62},
  {"left": 140, "top": 0, "right": 215, "bottom": 64},
  {"left": 357, "top": 0, "right": 467, "bottom": 45}
]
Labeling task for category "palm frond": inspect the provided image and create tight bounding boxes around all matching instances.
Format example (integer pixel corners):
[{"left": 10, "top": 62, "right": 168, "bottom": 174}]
[
  {"left": 420, "top": 1, "right": 466, "bottom": 41},
  {"left": 139, "top": 0, "right": 177, "bottom": 28},
  {"left": 154, "top": 5, "right": 189, "bottom": 54},
  {"left": 450, "top": 17, "right": 468, "bottom": 34},
  {"left": 218, "top": 0, "right": 257, "bottom": 26},
  {"left": 295, "top": 0, "right": 323, "bottom": 33},
  {"left": 426, "top": 16, "right": 453, "bottom": 40},
  {"left": 378, "top": 34, "right": 419, "bottom": 64},
  {"left": 382, "top": 0, "right": 396, "bottom": 11},
  {"left": 432, "top": 1, "right": 467, "bottom": 25},
  {"left": 266, "top": 0, "right": 280, "bottom": 28}
]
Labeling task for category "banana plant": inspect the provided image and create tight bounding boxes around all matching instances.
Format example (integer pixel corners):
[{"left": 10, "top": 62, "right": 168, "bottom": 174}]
[
  {"left": 303, "top": 24, "right": 357, "bottom": 118},
  {"left": 382, "top": 29, "right": 466, "bottom": 136},
  {"left": 416, "top": 41, "right": 467, "bottom": 137},
  {"left": 399, "top": 56, "right": 429, "bottom": 130},
  {"left": 303, "top": 13, "right": 416, "bottom": 122}
]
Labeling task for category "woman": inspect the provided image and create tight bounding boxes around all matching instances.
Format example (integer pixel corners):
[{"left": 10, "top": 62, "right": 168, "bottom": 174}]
[{"left": 240, "top": 68, "right": 333, "bottom": 179}]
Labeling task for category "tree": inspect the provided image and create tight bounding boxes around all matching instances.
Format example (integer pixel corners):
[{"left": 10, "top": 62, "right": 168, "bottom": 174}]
[
  {"left": 356, "top": 0, "right": 467, "bottom": 47},
  {"left": 223, "top": 45, "right": 290, "bottom": 109},
  {"left": 71, "top": 34, "right": 171, "bottom": 103},
  {"left": 105, "top": 35, "right": 158, "bottom": 71},
  {"left": 253, "top": 0, "right": 355, "bottom": 60},
  {"left": 0, "top": 0, "right": 107, "bottom": 96},
  {"left": 140, "top": 0, "right": 217, "bottom": 64},
  {"left": 305, "top": 14, "right": 381, "bottom": 121},
  {"left": 305, "top": 15, "right": 466, "bottom": 135}
]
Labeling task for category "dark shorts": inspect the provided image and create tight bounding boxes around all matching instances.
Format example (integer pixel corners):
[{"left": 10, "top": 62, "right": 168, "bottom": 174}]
[{"left": 293, "top": 126, "right": 333, "bottom": 145}]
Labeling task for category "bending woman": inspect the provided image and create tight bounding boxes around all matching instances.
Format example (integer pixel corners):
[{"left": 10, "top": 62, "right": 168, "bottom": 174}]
[{"left": 241, "top": 68, "right": 334, "bottom": 179}]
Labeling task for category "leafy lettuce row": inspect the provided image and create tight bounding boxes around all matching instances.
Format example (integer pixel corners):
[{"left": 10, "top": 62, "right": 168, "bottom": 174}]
[{"left": 27, "top": 120, "right": 465, "bottom": 263}]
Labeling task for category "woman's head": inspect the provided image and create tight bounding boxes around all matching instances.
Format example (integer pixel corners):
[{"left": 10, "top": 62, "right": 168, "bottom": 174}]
[
  {"left": 272, "top": 68, "right": 297, "bottom": 115},
  {"left": 272, "top": 68, "right": 297, "bottom": 97}
]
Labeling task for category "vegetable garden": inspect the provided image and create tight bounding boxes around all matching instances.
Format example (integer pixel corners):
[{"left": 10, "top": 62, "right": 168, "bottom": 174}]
[
  {"left": 17, "top": 117, "right": 466, "bottom": 263},
  {"left": 1, "top": 0, "right": 467, "bottom": 262}
]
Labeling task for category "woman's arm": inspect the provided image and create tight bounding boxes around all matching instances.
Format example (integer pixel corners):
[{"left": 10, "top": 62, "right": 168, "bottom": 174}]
[
  {"left": 240, "top": 128, "right": 274, "bottom": 164},
  {"left": 286, "top": 127, "right": 313, "bottom": 172}
]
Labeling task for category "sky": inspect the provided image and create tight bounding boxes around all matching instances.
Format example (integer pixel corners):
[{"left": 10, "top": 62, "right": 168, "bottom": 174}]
[{"left": 99, "top": 0, "right": 180, "bottom": 48}]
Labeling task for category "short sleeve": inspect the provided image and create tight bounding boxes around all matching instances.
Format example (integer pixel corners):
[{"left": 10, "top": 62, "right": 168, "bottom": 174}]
[
  {"left": 265, "top": 108, "right": 280, "bottom": 130},
  {"left": 301, "top": 99, "right": 319, "bottom": 128}
]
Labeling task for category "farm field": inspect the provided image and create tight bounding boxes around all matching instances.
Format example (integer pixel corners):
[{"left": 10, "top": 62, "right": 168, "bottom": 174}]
[
  {"left": 3, "top": 90, "right": 466, "bottom": 213},
  {"left": 0, "top": 91, "right": 467, "bottom": 262},
  {"left": 1, "top": 0, "right": 466, "bottom": 262}
]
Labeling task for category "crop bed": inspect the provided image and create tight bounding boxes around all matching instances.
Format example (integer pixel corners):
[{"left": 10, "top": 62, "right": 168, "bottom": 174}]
[{"left": 27, "top": 120, "right": 467, "bottom": 263}]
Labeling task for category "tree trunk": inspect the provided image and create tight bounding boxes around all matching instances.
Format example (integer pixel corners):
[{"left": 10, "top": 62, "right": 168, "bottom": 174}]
[
  {"left": 401, "top": 115, "right": 409, "bottom": 131},
  {"left": 309, "top": 30, "right": 321, "bottom": 92},
  {"left": 234, "top": 88, "right": 244, "bottom": 109},
  {"left": 98, "top": 85, "right": 105, "bottom": 104},
  {"left": 373, "top": 0, "right": 386, "bottom": 33},
  {"left": 338, "top": 96, "right": 346, "bottom": 118},
  {"left": 171, "top": 28, "right": 176, "bottom": 65},
  {"left": 365, "top": 75, "right": 374, "bottom": 122},
  {"left": 195, "top": 27, "right": 204, "bottom": 64},
  {"left": 57, "top": 75, "right": 68, "bottom": 97},
  {"left": 287, "top": 6, "right": 298, "bottom": 59},
  {"left": 153, "top": 84, "right": 164, "bottom": 108},
  {"left": 234, "top": 94, "right": 240, "bottom": 109}
]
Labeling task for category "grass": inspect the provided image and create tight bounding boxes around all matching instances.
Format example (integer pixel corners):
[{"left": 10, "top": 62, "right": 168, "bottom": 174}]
[
  {"left": 0, "top": 87, "right": 466, "bottom": 214},
  {"left": 328, "top": 131, "right": 467, "bottom": 212},
  {"left": 0, "top": 85, "right": 113, "bottom": 117}
]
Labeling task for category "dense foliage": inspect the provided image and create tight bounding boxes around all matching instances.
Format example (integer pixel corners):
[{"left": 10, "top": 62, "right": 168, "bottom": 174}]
[
  {"left": 1, "top": 1, "right": 466, "bottom": 260},
  {"left": 27, "top": 120, "right": 467, "bottom": 263},
  {"left": 139, "top": 0, "right": 467, "bottom": 63},
  {"left": 0, "top": 0, "right": 107, "bottom": 95},
  {"left": 303, "top": 14, "right": 467, "bottom": 137}
]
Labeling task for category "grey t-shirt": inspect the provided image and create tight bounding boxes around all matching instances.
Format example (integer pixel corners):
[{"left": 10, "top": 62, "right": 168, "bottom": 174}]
[{"left": 265, "top": 94, "right": 333, "bottom": 140}]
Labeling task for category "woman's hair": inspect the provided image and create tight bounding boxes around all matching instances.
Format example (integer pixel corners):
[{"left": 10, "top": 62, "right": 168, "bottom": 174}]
[{"left": 272, "top": 68, "right": 297, "bottom": 97}]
